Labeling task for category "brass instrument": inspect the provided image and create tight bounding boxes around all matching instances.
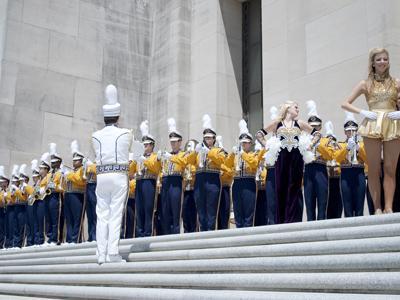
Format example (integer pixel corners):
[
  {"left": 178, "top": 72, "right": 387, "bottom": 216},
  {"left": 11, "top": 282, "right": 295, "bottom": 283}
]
[
  {"left": 235, "top": 142, "right": 242, "bottom": 173},
  {"left": 311, "top": 131, "right": 322, "bottom": 157},
  {"left": 82, "top": 158, "right": 87, "bottom": 180},
  {"left": 198, "top": 143, "right": 207, "bottom": 168},
  {"left": 349, "top": 130, "right": 359, "bottom": 165}
]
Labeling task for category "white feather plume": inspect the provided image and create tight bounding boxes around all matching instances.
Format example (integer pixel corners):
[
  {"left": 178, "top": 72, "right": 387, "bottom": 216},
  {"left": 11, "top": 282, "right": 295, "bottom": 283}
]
[
  {"left": 298, "top": 133, "right": 315, "bottom": 164},
  {"left": 0, "top": 166, "right": 5, "bottom": 178},
  {"left": 19, "top": 164, "right": 27, "bottom": 176},
  {"left": 324, "top": 121, "right": 334, "bottom": 136},
  {"left": 167, "top": 118, "right": 177, "bottom": 134},
  {"left": 70, "top": 140, "right": 79, "bottom": 155},
  {"left": 40, "top": 152, "right": 50, "bottom": 163},
  {"left": 140, "top": 120, "right": 149, "bottom": 137},
  {"left": 129, "top": 152, "right": 134, "bottom": 161},
  {"left": 238, "top": 119, "right": 249, "bottom": 135},
  {"left": 31, "top": 159, "right": 38, "bottom": 171},
  {"left": 49, "top": 142, "right": 57, "bottom": 156},
  {"left": 11, "top": 164, "right": 19, "bottom": 177},
  {"left": 265, "top": 136, "right": 282, "bottom": 166},
  {"left": 270, "top": 106, "right": 278, "bottom": 121},
  {"left": 216, "top": 135, "right": 223, "bottom": 148},
  {"left": 306, "top": 100, "right": 319, "bottom": 117},
  {"left": 344, "top": 111, "right": 356, "bottom": 123},
  {"left": 202, "top": 114, "right": 213, "bottom": 130},
  {"left": 105, "top": 84, "right": 118, "bottom": 105}
]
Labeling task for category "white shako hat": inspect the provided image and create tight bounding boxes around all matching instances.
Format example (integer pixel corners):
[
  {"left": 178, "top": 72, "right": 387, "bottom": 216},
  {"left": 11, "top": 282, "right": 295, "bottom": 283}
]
[
  {"left": 0, "top": 165, "right": 9, "bottom": 182},
  {"left": 49, "top": 142, "right": 62, "bottom": 163},
  {"left": 19, "top": 164, "right": 29, "bottom": 180},
  {"left": 71, "top": 140, "right": 84, "bottom": 161},
  {"left": 344, "top": 111, "right": 358, "bottom": 131},
  {"left": 39, "top": 152, "right": 51, "bottom": 169},
  {"left": 103, "top": 84, "right": 120, "bottom": 117},
  {"left": 238, "top": 119, "right": 253, "bottom": 143},
  {"left": 202, "top": 114, "right": 216, "bottom": 138},
  {"left": 306, "top": 100, "right": 322, "bottom": 126},
  {"left": 31, "top": 159, "right": 40, "bottom": 178},
  {"left": 11, "top": 164, "right": 19, "bottom": 182},
  {"left": 140, "top": 120, "right": 155, "bottom": 144},
  {"left": 168, "top": 118, "right": 182, "bottom": 142},
  {"left": 324, "top": 121, "right": 336, "bottom": 140}
]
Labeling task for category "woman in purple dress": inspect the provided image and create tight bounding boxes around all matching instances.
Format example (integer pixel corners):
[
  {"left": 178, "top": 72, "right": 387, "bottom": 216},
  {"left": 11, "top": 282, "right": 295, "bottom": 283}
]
[{"left": 264, "top": 101, "right": 317, "bottom": 224}]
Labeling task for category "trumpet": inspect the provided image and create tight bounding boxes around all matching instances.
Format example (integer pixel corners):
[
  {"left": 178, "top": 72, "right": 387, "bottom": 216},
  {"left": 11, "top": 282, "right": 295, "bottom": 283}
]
[
  {"left": 235, "top": 142, "right": 242, "bottom": 172},
  {"left": 350, "top": 130, "right": 359, "bottom": 165}
]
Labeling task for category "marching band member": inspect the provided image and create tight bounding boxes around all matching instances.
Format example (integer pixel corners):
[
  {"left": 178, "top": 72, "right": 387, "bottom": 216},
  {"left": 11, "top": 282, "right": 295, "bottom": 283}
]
[
  {"left": 13, "top": 164, "right": 31, "bottom": 247},
  {"left": 121, "top": 153, "right": 136, "bottom": 239},
  {"left": 303, "top": 100, "right": 331, "bottom": 221},
  {"left": 7, "top": 165, "right": 20, "bottom": 248},
  {"left": 192, "top": 114, "right": 225, "bottom": 231},
  {"left": 0, "top": 166, "right": 9, "bottom": 249},
  {"left": 225, "top": 120, "right": 265, "bottom": 228},
  {"left": 182, "top": 140, "right": 198, "bottom": 233},
  {"left": 47, "top": 143, "right": 64, "bottom": 245},
  {"left": 25, "top": 160, "right": 40, "bottom": 246},
  {"left": 264, "top": 101, "right": 315, "bottom": 224},
  {"left": 253, "top": 140, "right": 267, "bottom": 226},
  {"left": 92, "top": 84, "right": 132, "bottom": 264},
  {"left": 63, "top": 140, "right": 86, "bottom": 243},
  {"left": 37, "top": 152, "right": 51, "bottom": 245},
  {"left": 158, "top": 118, "right": 195, "bottom": 235},
  {"left": 216, "top": 136, "right": 233, "bottom": 230},
  {"left": 324, "top": 122, "right": 343, "bottom": 219},
  {"left": 85, "top": 161, "right": 97, "bottom": 242},
  {"left": 334, "top": 112, "right": 367, "bottom": 217},
  {"left": 135, "top": 120, "right": 161, "bottom": 238},
  {"left": 342, "top": 48, "right": 400, "bottom": 214}
]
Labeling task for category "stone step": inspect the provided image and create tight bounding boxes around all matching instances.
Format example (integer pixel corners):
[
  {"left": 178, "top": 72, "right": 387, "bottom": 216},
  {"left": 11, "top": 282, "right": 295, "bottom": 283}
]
[
  {"left": 0, "top": 272, "right": 399, "bottom": 294},
  {"left": 130, "top": 223, "right": 400, "bottom": 252},
  {"left": 0, "top": 284, "right": 396, "bottom": 300},
  {"left": 2, "top": 213, "right": 399, "bottom": 256},
  {"left": 2, "top": 236, "right": 399, "bottom": 267},
  {"left": 128, "top": 236, "right": 400, "bottom": 261},
  {"left": 1, "top": 252, "right": 399, "bottom": 274}
]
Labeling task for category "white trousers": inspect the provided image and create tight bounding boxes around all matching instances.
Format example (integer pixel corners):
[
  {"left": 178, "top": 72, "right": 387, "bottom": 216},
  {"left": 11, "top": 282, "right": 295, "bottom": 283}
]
[{"left": 95, "top": 173, "right": 128, "bottom": 257}]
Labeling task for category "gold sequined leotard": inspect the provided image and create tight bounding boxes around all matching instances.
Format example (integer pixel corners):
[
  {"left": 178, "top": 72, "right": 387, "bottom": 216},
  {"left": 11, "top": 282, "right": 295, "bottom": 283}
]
[{"left": 358, "top": 78, "right": 400, "bottom": 141}]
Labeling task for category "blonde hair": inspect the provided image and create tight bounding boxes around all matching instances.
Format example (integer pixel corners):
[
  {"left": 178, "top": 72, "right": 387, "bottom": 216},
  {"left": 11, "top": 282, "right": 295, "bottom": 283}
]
[
  {"left": 277, "top": 101, "right": 297, "bottom": 121},
  {"left": 367, "top": 48, "right": 391, "bottom": 85}
]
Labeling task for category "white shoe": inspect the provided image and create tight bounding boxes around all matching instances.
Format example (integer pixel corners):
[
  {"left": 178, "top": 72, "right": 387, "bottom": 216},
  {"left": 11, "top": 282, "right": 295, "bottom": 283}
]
[
  {"left": 97, "top": 255, "right": 106, "bottom": 265},
  {"left": 106, "top": 254, "right": 126, "bottom": 263}
]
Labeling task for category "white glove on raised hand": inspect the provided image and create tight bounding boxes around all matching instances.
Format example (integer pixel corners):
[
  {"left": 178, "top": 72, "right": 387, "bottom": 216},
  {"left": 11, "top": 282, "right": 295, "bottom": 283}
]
[
  {"left": 232, "top": 146, "right": 238, "bottom": 153},
  {"left": 163, "top": 152, "right": 172, "bottom": 160},
  {"left": 195, "top": 143, "right": 203, "bottom": 153},
  {"left": 137, "top": 155, "right": 146, "bottom": 163},
  {"left": 347, "top": 137, "right": 356, "bottom": 150},
  {"left": 387, "top": 111, "right": 400, "bottom": 120},
  {"left": 157, "top": 150, "right": 162, "bottom": 160},
  {"left": 360, "top": 109, "right": 377, "bottom": 121}
]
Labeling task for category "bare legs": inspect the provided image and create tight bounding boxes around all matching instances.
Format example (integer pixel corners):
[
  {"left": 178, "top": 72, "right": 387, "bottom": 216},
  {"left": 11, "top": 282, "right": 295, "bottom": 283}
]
[
  {"left": 383, "top": 139, "right": 400, "bottom": 212},
  {"left": 363, "top": 138, "right": 382, "bottom": 213},
  {"left": 364, "top": 137, "right": 400, "bottom": 213}
]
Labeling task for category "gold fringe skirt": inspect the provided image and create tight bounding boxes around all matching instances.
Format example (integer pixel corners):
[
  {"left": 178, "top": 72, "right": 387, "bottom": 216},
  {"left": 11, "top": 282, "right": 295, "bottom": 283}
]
[{"left": 358, "top": 110, "right": 400, "bottom": 142}]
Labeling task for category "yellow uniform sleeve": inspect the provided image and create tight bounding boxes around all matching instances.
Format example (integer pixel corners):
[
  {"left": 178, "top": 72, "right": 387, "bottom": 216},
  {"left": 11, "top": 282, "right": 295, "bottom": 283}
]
[
  {"left": 143, "top": 153, "right": 162, "bottom": 175},
  {"left": 40, "top": 175, "right": 49, "bottom": 188},
  {"left": 207, "top": 148, "right": 225, "bottom": 168},
  {"left": 129, "top": 179, "right": 136, "bottom": 198},
  {"left": 170, "top": 151, "right": 189, "bottom": 172},
  {"left": 129, "top": 161, "right": 137, "bottom": 179},
  {"left": 53, "top": 171, "right": 64, "bottom": 192},
  {"left": 224, "top": 153, "right": 235, "bottom": 170},
  {"left": 333, "top": 143, "right": 347, "bottom": 163},
  {"left": 15, "top": 188, "right": 27, "bottom": 202},
  {"left": 317, "top": 138, "right": 334, "bottom": 161},
  {"left": 241, "top": 151, "right": 259, "bottom": 173},
  {"left": 66, "top": 167, "right": 86, "bottom": 189},
  {"left": 220, "top": 163, "right": 234, "bottom": 186},
  {"left": 184, "top": 151, "right": 198, "bottom": 166},
  {"left": 25, "top": 185, "right": 34, "bottom": 196}
]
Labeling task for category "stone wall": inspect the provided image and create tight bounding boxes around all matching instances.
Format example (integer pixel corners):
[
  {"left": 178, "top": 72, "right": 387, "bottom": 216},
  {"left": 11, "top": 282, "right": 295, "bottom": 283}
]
[
  {"left": 262, "top": 0, "right": 400, "bottom": 140},
  {"left": 0, "top": 0, "right": 243, "bottom": 173}
]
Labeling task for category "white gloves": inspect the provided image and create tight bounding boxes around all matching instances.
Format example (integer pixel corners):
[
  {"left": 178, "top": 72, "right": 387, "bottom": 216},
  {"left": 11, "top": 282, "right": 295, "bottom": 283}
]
[
  {"left": 360, "top": 109, "right": 377, "bottom": 121},
  {"left": 347, "top": 137, "right": 356, "bottom": 150},
  {"left": 232, "top": 146, "right": 238, "bottom": 153},
  {"left": 162, "top": 152, "right": 172, "bottom": 160},
  {"left": 157, "top": 150, "right": 162, "bottom": 160},
  {"left": 195, "top": 143, "right": 203, "bottom": 153},
  {"left": 387, "top": 111, "right": 400, "bottom": 120},
  {"left": 137, "top": 155, "right": 146, "bottom": 163},
  {"left": 187, "top": 141, "right": 195, "bottom": 152}
]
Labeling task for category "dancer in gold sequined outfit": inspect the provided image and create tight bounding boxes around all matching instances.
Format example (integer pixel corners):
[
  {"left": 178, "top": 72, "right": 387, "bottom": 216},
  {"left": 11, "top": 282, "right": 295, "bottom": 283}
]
[{"left": 342, "top": 48, "right": 400, "bottom": 214}]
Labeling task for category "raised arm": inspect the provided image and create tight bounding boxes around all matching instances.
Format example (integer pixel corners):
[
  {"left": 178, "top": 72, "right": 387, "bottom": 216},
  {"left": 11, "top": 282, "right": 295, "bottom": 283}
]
[
  {"left": 263, "top": 119, "right": 280, "bottom": 134},
  {"left": 341, "top": 80, "right": 367, "bottom": 113},
  {"left": 297, "top": 120, "right": 313, "bottom": 134}
]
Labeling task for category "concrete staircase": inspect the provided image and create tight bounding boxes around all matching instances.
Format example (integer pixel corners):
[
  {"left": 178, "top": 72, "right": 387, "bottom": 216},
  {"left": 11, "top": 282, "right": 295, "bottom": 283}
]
[{"left": 0, "top": 214, "right": 400, "bottom": 299}]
